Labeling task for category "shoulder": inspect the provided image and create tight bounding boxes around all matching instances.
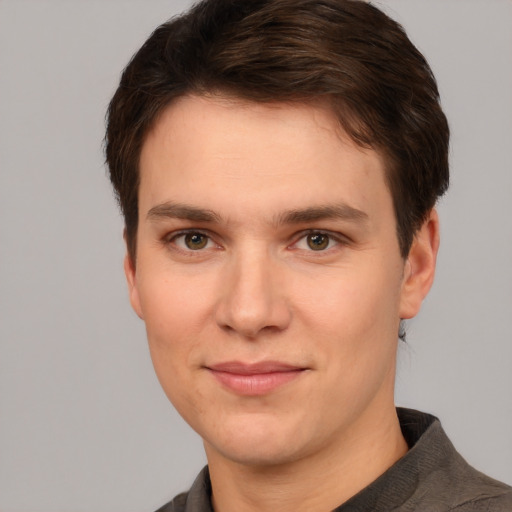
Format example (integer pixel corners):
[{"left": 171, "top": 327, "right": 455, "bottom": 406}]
[
  {"left": 414, "top": 424, "right": 512, "bottom": 510},
  {"left": 442, "top": 468, "right": 512, "bottom": 511},
  {"left": 449, "top": 482, "right": 512, "bottom": 511},
  {"left": 388, "top": 409, "right": 512, "bottom": 512},
  {"left": 153, "top": 466, "right": 212, "bottom": 512},
  {"left": 154, "top": 492, "right": 188, "bottom": 512}
]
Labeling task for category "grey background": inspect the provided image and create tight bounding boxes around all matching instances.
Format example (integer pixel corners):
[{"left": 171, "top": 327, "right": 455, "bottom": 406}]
[{"left": 0, "top": 1, "right": 510, "bottom": 511}]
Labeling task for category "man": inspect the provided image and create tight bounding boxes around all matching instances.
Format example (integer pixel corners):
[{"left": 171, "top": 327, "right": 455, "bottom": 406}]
[{"left": 105, "top": 0, "right": 512, "bottom": 510}]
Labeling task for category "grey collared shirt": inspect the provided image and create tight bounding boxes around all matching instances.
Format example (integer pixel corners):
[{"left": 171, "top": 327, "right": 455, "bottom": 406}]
[{"left": 156, "top": 409, "right": 512, "bottom": 511}]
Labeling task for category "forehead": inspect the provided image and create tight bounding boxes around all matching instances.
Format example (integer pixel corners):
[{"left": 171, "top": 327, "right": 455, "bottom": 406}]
[{"left": 138, "top": 95, "right": 392, "bottom": 224}]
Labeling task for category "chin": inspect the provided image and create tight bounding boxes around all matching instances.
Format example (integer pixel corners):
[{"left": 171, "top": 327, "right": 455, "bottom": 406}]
[
  {"left": 208, "top": 439, "right": 303, "bottom": 468},
  {"left": 202, "top": 414, "right": 317, "bottom": 467}
]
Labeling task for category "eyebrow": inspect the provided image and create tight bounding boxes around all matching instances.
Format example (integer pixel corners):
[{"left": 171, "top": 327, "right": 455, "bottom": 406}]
[
  {"left": 275, "top": 204, "right": 369, "bottom": 226},
  {"left": 146, "top": 201, "right": 368, "bottom": 226},
  {"left": 147, "top": 202, "right": 222, "bottom": 223}
]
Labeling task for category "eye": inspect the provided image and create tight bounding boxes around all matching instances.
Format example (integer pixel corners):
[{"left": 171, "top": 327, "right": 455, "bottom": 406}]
[
  {"left": 173, "top": 231, "right": 213, "bottom": 251},
  {"left": 294, "top": 231, "right": 339, "bottom": 251},
  {"left": 306, "top": 233, "right": 330, "bottom": 250}
]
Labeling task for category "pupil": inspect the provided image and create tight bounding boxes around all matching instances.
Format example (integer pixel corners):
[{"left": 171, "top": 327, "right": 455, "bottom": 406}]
[
  {"left": 307, "top": 233, "right": 329, "bottom": 250},
  {"left": 185, "top": 233, "right": 207, "bottom": 250}
]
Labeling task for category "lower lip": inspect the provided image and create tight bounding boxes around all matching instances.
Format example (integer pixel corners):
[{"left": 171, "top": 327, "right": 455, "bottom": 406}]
[{"left": 208, "top": 369, "right": 304, "bottom": 396}]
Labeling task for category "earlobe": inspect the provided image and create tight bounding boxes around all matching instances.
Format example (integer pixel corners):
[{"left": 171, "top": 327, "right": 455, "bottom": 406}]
[
  {"left": 399, "top": 209, "right": 440, "bottom": 319},
  {"left": 124, "top": 251, "right": 144, "bottom": 320}
]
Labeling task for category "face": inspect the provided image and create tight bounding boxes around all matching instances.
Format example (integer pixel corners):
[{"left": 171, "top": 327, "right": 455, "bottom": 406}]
[{"left": 126, "top": 95, "right": 436, "bottom": 467}]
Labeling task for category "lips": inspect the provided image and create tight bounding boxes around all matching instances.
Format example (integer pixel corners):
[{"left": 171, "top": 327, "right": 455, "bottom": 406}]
[{"left": 206, "top": 361, "right": 306, "bottom": 396}]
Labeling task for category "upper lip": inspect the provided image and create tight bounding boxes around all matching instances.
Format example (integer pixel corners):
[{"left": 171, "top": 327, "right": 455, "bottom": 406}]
[{"left": 206, "top": 361, "right": 306, "bottom": 374}]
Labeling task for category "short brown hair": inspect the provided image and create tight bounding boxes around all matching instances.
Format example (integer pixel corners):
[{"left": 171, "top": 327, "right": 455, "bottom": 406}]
[{"left": 105, "top": 0, "right": 449, "bottom": 262}]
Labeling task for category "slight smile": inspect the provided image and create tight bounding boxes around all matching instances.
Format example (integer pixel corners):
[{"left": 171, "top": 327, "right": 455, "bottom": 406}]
[{"left": 205, "top": 361, "right": 308, "bottom": 396}]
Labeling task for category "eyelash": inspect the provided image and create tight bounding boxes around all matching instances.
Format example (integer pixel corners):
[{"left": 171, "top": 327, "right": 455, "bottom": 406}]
[
  {"left": 165, "top": 229, "right": 348, "bottom": 255},
  {"left": 166, "top": 230, "right": 219, "bottom": 252},
  {"left": 291, "top": 230, "right": 345, "bottom": 252}
]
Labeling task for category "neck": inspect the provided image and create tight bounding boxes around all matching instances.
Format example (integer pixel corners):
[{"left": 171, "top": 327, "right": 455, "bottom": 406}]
[{"left": 205, "top": 404, "right": 408, "bottom": 512}]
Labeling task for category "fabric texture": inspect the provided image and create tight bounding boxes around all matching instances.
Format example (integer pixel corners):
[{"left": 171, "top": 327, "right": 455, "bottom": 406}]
[{"left": 155, "top": 408, "right": 512, "bottom": 512}]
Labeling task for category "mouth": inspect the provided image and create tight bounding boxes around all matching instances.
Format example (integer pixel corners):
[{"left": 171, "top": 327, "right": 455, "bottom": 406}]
[{"left": 205, "top": 361, "right": 307, "bottom": 396}]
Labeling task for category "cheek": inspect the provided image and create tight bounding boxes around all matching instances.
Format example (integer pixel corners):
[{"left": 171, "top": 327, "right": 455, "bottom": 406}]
[
  {"left": 296, "top": 264, "right": 401, "bottom": 333},
  {"left": 293, "top": 262, "right": 402, "bottom": 377},
  {"left": 302, "top": 275, "right": 401, "bottom": 418},
  {"left": 137, "top": 272, "right": 214, "bottom": 394},
  {"left": 140, "top": 271, "right": 213, "bottom": 339}
]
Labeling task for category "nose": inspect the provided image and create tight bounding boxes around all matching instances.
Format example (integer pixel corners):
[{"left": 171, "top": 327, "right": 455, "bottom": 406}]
[{"left": 214, "top": 247, "right": 292, "bottom": 339}]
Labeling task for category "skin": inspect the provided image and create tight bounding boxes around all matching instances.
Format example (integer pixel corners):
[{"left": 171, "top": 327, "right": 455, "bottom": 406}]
[{"left": 125, "top": 95, "right": 439, "bottom": 512}]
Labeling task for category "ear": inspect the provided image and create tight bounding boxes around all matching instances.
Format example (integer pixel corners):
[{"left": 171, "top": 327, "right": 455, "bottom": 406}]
[
  {"left": 399, "top": 209, "right": 440, "bottom": 319},
  {"left": 123, "top": 234, "right": 144, "bottom": 320}
]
